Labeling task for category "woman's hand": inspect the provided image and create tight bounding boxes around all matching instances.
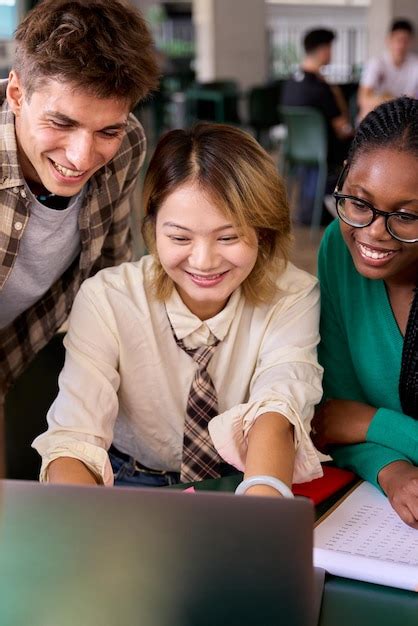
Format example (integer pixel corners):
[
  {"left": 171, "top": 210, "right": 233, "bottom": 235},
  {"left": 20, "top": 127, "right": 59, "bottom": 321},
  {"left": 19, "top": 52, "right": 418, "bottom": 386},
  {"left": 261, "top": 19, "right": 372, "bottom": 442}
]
[
  {"left": 378, "top": 461, "right": 418, "bottom": 529},
  {"left": 310, "top": 399, "right": 376, "bottom": 453}
]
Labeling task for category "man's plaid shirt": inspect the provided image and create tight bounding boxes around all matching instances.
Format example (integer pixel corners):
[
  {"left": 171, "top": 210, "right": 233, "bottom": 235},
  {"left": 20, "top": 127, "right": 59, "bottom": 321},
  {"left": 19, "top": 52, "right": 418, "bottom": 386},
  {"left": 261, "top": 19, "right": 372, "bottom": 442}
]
[{"left": 0, "top": 81, "right": 146, "bottom": 392}]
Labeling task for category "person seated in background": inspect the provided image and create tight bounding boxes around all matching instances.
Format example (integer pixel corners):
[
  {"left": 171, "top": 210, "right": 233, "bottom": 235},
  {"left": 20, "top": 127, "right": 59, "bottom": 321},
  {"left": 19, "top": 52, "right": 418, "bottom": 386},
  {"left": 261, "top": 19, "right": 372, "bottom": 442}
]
[
  {"left": 33, "top": 123, "right": 323, "bottom": 497},
  {"left": 358, "top": 19, "right": 418, "bottom": 121},
  {"left": 311, "top": 97, "right": 418, "bottom": 528},
  {"left": 281, "top": 28, "right": 353, "bottom": 224}
]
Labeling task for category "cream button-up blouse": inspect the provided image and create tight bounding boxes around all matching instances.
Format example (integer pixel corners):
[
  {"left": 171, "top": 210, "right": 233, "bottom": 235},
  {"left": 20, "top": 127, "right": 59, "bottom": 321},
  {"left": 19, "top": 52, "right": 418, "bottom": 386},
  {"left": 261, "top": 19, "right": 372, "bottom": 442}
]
[{"left": 33, "top": 255, "right": 323, "bottom": 485}]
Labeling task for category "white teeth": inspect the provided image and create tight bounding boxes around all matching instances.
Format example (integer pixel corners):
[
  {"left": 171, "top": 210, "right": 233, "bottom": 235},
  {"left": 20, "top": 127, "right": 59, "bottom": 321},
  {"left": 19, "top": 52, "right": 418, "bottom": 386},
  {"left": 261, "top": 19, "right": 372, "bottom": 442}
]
[
  {"left": 52, "top": 160, "right": 84, "bottom": 177},
  {"left": 358, "top": 243, "right": 394, "bottom": 260},
  {"left": 192, "top": 273, "right": 221, "bottom": 279}
]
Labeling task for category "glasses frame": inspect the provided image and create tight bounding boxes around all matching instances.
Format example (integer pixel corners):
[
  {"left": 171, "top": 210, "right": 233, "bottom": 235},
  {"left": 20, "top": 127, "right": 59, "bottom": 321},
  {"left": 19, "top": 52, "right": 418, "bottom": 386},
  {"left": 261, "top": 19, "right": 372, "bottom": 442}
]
[{"left": 333, "top": 163, "right": 418, "bottom": 244}]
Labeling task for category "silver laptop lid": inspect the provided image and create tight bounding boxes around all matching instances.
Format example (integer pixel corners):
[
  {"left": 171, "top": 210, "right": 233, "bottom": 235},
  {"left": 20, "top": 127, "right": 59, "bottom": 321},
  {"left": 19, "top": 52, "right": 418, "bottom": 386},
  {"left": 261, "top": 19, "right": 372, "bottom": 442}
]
[{"left": 0, "top": 480, "right": 315, "bottom": 626}]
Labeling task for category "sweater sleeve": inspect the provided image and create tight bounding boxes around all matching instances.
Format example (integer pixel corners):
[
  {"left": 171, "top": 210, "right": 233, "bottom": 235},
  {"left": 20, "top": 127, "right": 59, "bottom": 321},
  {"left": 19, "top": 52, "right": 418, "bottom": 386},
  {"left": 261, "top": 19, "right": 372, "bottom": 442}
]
[
  {"left": 318, "top": 223, "right": 411, "bottom": 488},
  {"left": 331, "top": 443, "right": 409, "bottom": 489},
  {"left": 366, "top": 408, "right": 418, "bottom": 465},
  {"left": 318, "top": 223, "right": 366, "bottom": 402}
]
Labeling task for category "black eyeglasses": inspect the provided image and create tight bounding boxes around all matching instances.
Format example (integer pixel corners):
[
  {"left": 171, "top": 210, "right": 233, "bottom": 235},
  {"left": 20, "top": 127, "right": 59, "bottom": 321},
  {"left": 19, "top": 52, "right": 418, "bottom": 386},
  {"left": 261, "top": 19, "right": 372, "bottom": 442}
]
[{"left": 333, "top": 164, "right": 418, "bottom": 244}]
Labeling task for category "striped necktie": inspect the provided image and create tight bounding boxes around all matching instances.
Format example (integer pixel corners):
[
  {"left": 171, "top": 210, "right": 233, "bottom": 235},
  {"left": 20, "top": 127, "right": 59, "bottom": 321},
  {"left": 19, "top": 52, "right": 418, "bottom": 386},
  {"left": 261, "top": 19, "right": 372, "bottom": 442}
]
[{"left": 173, "top": 332, "right": 225, "bottom": 483}]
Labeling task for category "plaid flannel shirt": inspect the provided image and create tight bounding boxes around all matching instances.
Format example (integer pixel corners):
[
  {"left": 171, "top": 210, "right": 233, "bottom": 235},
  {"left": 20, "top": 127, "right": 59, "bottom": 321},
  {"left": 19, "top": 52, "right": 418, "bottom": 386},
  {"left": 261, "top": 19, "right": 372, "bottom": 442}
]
[{"left": 0, "top": 81, "right": 146, "bottom": 392}]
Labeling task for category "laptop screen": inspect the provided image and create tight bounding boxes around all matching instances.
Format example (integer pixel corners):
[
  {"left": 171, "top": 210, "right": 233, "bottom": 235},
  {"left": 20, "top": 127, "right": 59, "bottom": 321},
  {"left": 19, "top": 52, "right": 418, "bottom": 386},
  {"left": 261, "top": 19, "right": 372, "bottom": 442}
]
[{"left": 0, "top": 480, "right": 315, "bottom": 626}]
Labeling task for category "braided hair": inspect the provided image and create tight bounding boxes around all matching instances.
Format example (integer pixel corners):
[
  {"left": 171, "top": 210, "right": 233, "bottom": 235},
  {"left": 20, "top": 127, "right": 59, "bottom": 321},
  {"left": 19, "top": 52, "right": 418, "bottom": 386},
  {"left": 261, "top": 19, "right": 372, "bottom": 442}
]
[
  {"left": 348, "top": 96, "right": 418, "bottom": 418},
  {"left": 348, "top": 96, "right": 418, "bottom": 165}
]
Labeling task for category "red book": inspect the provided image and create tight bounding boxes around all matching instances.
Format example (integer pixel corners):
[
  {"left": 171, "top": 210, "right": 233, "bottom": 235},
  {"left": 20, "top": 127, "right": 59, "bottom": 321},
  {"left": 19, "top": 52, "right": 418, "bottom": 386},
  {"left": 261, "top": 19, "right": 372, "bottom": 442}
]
[{"left": 292, "top": 465, "right": 357, "bottom": 504}]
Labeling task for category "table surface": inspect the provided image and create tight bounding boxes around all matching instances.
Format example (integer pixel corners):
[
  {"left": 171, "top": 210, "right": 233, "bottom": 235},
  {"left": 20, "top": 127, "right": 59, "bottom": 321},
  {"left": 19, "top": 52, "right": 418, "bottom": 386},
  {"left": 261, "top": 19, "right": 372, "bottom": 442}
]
[{"left": 175, "top": 474, "right": 418, "bottom": 626}]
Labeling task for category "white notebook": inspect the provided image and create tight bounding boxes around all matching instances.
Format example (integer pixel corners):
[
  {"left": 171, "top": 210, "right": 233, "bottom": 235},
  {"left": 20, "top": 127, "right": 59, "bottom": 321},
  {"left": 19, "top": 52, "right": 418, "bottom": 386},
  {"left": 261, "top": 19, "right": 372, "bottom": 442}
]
[{"left": 314, "top": 481, "right": 418, "bottom": 591}]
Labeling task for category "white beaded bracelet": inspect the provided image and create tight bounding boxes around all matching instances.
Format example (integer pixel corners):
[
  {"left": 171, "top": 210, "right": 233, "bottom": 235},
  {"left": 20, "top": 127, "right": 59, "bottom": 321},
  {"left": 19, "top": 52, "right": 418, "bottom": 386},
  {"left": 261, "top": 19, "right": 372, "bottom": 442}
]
[{"left": 235, "top": 475, "right": 294, "bottom": 498}]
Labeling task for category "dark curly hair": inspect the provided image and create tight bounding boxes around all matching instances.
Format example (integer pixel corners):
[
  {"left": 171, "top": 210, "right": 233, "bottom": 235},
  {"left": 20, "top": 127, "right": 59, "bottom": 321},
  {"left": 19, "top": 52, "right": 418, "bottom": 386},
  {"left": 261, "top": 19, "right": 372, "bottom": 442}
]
[{"left": 347, "top": 96, "right": 418, "bottom": 164}]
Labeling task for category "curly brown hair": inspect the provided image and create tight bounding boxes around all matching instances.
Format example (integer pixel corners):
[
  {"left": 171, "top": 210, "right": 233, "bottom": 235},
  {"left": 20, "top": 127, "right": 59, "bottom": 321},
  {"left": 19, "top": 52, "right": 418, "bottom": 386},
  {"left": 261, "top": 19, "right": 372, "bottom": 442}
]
[
  {"left": 142, "top": 123, "right": 292, "bottom": 306},
  {"left": 14, "top": 0, "right": 160, "bottom": 106}
]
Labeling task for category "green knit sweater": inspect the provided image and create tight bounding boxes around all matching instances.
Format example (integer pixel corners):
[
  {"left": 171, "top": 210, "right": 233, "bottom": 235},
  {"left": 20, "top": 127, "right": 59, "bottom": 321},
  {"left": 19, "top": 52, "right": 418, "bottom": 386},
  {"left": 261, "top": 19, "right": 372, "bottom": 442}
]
[{"left": 318, "top": 220, "right": 418, "bottom": 488}]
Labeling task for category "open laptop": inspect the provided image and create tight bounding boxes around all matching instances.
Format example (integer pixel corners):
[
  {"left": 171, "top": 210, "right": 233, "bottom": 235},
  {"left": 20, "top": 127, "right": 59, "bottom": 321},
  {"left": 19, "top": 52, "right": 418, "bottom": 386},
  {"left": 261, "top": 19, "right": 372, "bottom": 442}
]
[{"left": 0, "top": 480, "right": 323, "bottom": 626}]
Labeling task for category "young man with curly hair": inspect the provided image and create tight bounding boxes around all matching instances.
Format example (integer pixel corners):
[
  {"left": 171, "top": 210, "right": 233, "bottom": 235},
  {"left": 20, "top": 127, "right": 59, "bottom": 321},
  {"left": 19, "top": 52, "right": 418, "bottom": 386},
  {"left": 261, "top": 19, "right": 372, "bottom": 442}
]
[{"left": 0, "top": 0, "right": 159, "bottom": 474}]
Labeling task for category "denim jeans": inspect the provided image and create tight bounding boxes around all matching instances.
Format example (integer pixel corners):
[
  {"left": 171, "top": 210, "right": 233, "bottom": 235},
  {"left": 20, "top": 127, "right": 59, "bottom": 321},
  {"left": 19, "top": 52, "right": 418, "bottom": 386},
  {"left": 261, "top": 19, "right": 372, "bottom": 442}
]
[{"left": 109, "top": 449, "right": 180, "bottom": 488}]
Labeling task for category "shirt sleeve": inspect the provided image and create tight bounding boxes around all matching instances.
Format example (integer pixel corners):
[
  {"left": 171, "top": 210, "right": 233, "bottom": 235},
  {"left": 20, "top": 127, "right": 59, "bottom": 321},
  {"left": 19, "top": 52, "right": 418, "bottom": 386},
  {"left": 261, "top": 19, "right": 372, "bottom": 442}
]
[
  {"left": 91, "top": 117, "right": 147, "bottom": 272},
  {"left": 360, "top": 57, "right": 382, "bottom": 90},
  {"left": 32, "top": 280, "right": 121, "bottom": 485},
  {"left": 316, "top": 83, "right": 341, "bottom": 120},
  {"left": 208, "top": 278, "right": 324, "bottom": 484},
  {"left": 318, "top": 224, "right": 411, "bottom": 488}
]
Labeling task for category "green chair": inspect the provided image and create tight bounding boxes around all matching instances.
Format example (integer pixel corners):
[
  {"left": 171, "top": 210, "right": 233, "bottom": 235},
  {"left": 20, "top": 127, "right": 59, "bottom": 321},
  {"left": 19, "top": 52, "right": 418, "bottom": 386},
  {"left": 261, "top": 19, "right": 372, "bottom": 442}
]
[
  {"left": 247, "top": 81, "right": 284, "bottom": 147},
  {"left": 135, "top": 71, "right": 196, "bottom": 143},
  {"left": 278, "top": 105, "right": 328, "bottom": 233},
  {"left": 185, "top": 81, "right": 240, "bottom": 125}
]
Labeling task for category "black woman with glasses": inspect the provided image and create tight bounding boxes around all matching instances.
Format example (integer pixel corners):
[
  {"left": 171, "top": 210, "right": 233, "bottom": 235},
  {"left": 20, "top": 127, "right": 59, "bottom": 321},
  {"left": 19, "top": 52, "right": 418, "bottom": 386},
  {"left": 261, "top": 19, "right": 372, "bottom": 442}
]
[{"left": 311, "top": 96, "right": 418, "bottom": 528}]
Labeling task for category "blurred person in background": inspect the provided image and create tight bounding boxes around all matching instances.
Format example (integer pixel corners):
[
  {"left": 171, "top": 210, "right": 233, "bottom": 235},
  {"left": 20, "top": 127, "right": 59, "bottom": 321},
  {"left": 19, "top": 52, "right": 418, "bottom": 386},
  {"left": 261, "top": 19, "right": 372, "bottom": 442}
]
[
  {"left": 358, "top": 19, "right": 418, "bottom": 120},
  {"left": 281, "top": 28, "right": 353, "bottom": 225}
]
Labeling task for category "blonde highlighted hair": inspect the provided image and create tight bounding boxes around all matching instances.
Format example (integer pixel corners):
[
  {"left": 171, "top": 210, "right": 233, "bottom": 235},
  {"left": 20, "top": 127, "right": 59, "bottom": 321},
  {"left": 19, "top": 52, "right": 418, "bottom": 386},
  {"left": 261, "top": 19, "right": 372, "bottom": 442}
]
[{"left": 142, "top": 122, "right": 292, "bottom": 305}]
